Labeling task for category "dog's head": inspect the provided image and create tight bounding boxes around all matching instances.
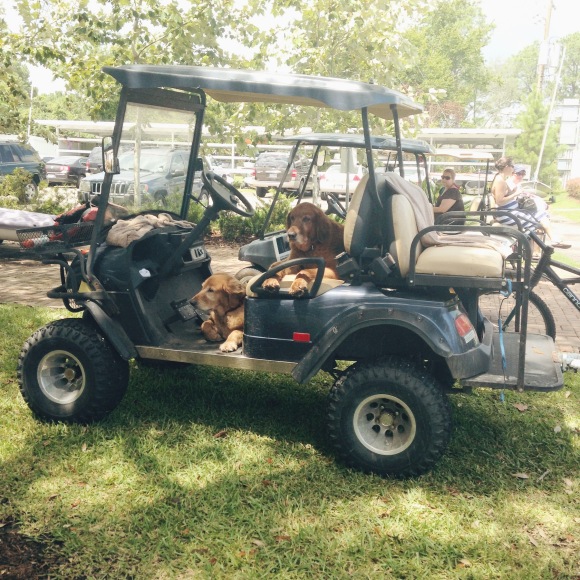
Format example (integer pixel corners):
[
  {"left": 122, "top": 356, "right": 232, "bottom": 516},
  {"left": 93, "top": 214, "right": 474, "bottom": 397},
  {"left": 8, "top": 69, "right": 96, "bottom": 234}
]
[
  {"left": 286, "top": 202, "right": 334, "bottom": 252},
  {"left": 190, "top": 273, "right": 245, "bottom": 314}
]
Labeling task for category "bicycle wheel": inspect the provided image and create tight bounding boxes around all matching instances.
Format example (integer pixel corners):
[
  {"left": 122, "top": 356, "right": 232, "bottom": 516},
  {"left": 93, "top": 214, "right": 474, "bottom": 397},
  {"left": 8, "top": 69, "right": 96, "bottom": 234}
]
[{"left": 478, "top": 290, "right": 556, "bottom": 339}]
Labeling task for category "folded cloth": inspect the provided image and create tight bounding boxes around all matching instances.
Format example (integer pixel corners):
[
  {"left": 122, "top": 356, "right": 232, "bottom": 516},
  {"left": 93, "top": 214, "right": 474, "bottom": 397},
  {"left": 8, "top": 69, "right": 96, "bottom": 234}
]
[{"left": 106, "top": 213, "right": 194, "bottom": 248}]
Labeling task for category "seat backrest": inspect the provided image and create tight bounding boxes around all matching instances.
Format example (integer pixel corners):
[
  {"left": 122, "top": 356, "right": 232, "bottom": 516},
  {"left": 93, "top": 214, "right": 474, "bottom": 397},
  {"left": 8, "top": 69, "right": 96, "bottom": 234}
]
[
  {"left": 388, "top": 194, "right": 421, "bottom": 277},
  {"left": 343, "top": 173, "right": 391, "bottom": 258}
]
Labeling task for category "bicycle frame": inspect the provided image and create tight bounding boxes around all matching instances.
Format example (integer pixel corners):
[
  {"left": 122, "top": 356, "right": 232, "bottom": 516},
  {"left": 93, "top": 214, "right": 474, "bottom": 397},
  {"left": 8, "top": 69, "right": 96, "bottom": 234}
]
[{"left": 530, "top": 229, "right": 580, "bottom": 312}]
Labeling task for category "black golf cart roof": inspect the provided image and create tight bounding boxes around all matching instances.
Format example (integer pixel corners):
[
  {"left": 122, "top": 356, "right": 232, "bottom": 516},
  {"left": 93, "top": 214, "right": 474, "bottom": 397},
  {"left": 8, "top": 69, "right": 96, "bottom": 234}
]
[
  {"left": 277, "top": 133, "right": 434, "bottom": 155},
  {"left": 103, "top": 65, "right": 423, "bottom": 120}
]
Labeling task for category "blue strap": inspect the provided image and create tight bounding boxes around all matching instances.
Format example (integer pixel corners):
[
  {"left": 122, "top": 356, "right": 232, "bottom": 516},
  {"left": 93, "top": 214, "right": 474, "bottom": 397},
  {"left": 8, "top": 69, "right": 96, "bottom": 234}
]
[{"left": 500, "top": 278, "right": 512, "bottom": 297}]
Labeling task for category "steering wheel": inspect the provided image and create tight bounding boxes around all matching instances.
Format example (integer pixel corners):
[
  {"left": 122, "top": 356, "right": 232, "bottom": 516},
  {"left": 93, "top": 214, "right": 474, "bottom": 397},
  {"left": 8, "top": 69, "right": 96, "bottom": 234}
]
[{"left": 201, "top": 171, "right": 254, "bottom": 217}]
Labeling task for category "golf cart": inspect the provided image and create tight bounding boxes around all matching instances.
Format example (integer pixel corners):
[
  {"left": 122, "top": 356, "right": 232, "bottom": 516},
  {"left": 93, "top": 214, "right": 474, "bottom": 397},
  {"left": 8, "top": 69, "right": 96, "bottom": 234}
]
[
  {"left": 236, "top": 133, "right": 434, "bottom": 283},
  {"left": 432, "top": 148, "right": 495, "bottom": 212},
  {"left": 17, "top": 65, "right": 563, "bottom": 478}
]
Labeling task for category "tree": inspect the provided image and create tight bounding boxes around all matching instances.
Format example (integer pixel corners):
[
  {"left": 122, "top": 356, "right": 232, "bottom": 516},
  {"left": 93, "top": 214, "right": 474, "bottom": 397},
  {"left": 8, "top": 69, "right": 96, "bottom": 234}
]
[
  {"left": 508, "top": 90, "right": 561, "bottom": 188},
  {"left": 396, "top": 0, "right": 492, "bottom": 127},
  {"left": 479, "top": 43, "right": 539, "bottom": 127},
  {"left": 0, "top": 11, "right": 31, "bottom": 136},
  {"left": 559, "top": 32, "right": 580, "bottom": 99},
  {"left": 9, "top": 0, "right": 272, "bottom": 121}
]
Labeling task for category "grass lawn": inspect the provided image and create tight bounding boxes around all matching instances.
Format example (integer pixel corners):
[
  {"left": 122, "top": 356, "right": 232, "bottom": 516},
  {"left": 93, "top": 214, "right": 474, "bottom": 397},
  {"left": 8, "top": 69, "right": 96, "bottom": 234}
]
[{"left": 1, "top": 304, "right": 579, "bottom": 578}]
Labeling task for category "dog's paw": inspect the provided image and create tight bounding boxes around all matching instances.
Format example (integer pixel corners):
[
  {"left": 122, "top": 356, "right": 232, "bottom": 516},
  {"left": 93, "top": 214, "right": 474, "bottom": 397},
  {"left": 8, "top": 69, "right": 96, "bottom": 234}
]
[
  {"left": 219, "top": 340, "right": 239, "bottom": 353},
  {"left": 289, "top": 279, "right": 309, "bottom": 297},
  {"left": 262, "top": 278, "right": 281, "bottom": 293}
]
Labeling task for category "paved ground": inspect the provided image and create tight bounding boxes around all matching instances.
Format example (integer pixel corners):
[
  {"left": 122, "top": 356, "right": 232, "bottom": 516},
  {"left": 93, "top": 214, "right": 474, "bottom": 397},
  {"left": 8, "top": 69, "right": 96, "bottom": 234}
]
[{"left": 1, "top": 213, "right": 578, "bottom": 352}]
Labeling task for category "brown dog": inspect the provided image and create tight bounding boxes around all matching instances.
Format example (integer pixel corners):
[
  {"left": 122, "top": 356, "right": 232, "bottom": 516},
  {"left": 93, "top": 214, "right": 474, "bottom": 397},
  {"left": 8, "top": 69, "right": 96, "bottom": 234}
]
[
  {"left": 263, "top": 202, "right": 345, "bottom": 297},
  {"left": 190, "top": 273, "right": 245, "bottom": 352}
]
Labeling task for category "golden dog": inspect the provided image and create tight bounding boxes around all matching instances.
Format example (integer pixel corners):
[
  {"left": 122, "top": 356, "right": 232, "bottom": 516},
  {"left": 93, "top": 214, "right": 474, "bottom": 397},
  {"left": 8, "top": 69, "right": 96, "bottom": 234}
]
[
  {"left": 262, "top": 202, "right": 345, "bottom": 297},
  {"left": 190, "top": 273, "right": 245, "bottom": 352}
]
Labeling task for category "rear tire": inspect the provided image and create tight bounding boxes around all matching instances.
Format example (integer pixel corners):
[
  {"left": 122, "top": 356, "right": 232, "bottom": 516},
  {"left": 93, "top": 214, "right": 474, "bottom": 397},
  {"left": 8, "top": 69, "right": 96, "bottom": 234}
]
[
  {"left": 256, "top": 187, "right": 268, "bottom": 198},
  {"left": 17, "top": 318, "right": 129, "bottom": 423},
  {"left": 327, "top": 356, "right": 452, "bottom": 478}
]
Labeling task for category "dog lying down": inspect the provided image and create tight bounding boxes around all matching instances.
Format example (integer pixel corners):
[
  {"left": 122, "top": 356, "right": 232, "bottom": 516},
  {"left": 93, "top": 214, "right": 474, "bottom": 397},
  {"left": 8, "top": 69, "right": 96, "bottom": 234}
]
[
  {"left": 262, "top": 201, "right": 345, "bottom": 297},
  {"left": 190, "top": 273, "right": 245, "bottom": 352}
]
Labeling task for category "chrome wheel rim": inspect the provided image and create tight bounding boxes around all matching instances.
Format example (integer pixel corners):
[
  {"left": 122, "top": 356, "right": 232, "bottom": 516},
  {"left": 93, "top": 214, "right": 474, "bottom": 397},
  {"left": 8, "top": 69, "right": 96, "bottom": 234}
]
[
  {"left": 38, "top": 350, "right": 86, "bottom": 404},
  {"left": 353, "top": 394, "right": 416, "bottom": 455}
]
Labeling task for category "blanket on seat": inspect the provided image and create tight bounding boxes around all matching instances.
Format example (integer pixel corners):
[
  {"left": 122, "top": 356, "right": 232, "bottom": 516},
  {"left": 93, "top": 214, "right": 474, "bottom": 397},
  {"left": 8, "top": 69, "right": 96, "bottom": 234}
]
[
  {"left": 383, "top": 173, "right": 513, "bottom": 259},
  {"left": 106, "top": 213, "right": 194, "bottom": 248}
]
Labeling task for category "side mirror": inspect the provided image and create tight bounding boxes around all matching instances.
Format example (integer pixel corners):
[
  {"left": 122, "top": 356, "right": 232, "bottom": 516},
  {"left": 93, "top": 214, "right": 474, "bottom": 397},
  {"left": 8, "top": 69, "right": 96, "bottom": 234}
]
[
  {"left": 316, "top": 150, "right": 326, "bottom": 167},
  {"left": 102, "top": 136, "right": 119, "bottom": 174}
]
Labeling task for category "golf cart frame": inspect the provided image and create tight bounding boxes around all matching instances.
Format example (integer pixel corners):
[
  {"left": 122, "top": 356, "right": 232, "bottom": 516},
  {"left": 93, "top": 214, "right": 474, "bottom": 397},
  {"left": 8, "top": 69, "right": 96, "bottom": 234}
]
[{"left": 16, "top": 65, "right": 563, "bottom": 478}]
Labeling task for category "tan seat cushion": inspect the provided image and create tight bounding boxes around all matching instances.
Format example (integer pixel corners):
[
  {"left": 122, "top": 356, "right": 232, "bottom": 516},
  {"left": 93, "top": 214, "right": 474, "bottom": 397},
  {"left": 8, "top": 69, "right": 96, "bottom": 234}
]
[{"left": 416, "top": 246, "right": 504, "bottom": 277}]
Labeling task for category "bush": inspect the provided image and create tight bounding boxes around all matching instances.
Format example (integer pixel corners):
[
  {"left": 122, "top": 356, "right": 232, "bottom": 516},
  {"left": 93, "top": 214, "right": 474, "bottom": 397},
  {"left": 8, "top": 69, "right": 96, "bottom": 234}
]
[
  {"left": 217, "top": 196, "right": 293, "bottom": 242},
  {"left": 566, "top": 177, "right": 580, "bottom": 200},
  {"left": 0, "top": 168, "right": 35, "bottom": 202}
]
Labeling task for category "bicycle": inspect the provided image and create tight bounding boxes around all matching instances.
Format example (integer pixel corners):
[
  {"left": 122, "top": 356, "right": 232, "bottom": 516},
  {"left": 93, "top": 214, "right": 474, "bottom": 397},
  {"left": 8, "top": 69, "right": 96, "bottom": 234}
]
[{"left": 478, "top": 227, "right": 579, "bottom": 339}]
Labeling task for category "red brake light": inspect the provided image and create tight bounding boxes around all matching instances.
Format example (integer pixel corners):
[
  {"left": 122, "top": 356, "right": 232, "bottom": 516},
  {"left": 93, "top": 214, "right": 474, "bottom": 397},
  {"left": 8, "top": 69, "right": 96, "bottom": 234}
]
[
  {"left": 454, "top": 313, "right": 475, "bottom": 340},
  {"left": 353, "top": 174, "right": 361, "bottom": 181},
  {"left": 291, "top": 169, "right": 297, "bottom": 178}
]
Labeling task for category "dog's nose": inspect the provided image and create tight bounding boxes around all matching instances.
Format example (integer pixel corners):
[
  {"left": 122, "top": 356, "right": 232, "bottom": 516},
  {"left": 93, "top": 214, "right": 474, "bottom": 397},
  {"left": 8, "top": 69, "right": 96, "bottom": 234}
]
[{"left": 287, "top": 231, "right": 297, "bottom": 240}]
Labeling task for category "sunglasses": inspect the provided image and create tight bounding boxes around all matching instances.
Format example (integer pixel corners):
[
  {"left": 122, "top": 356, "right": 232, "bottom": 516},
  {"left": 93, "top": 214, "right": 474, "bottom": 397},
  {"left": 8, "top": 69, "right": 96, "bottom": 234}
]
[{"left": 441, "top": 175, "right": 452, "bottom": 180}]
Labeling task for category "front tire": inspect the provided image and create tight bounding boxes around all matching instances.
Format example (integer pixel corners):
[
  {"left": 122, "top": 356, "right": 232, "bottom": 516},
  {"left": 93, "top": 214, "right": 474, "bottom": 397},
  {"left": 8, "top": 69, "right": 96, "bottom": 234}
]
[
  {"left": 17, "top": 318, "right": 130, "bottom": 423},
  {"left": 327, "top": 357, "right": 452, "bottom": 478}
]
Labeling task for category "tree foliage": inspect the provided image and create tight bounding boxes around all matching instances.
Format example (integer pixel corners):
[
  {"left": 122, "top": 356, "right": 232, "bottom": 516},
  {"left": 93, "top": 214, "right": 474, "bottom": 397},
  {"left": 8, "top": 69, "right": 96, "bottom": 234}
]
[
  {"left": 396, "top": 0, "right": 492, "bottom": 127},
  {"left": 559, "top": 32, "right": 580, "bottom": 99},
  {"left": 508, "top": 90, "right": 561, "bottom": 188}
]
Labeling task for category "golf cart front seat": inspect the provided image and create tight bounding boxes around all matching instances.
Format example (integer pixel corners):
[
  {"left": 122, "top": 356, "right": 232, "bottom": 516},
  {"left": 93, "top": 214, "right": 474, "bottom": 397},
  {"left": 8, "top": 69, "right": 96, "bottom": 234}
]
[{"left": 343, "top": 172, "right": 512, "bottom": 290}]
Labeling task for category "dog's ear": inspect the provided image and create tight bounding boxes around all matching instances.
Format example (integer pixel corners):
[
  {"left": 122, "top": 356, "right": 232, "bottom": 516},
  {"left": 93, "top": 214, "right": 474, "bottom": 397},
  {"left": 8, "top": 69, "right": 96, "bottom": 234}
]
[
  {"left": 314, "top": 207, "right": 331, "bottom": 244},
  {"left": 224, "top": 277, "right": 246, "bottom": 309}
]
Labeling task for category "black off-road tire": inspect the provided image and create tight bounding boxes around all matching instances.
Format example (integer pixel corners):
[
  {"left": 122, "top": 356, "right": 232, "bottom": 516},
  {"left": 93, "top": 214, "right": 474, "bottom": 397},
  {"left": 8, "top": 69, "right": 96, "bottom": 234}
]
[
  {"left": 235, "top": 266, "right": 264, "bottom": 286},
  {"left": 327, "top": 356, "right": 452, "bottom": 478},
  {"left": 17, "top": 318, "right": 130, "bottom": 423}
]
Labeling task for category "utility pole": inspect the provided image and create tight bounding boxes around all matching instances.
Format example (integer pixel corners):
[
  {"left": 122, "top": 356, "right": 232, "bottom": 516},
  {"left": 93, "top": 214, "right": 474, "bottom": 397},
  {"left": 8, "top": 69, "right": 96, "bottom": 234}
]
[
  {"left": 536, "top": 0, "right": 554, "bottom": 93},
  {"left": 534, "top": 46, "right": 565, "bottom": 183}
]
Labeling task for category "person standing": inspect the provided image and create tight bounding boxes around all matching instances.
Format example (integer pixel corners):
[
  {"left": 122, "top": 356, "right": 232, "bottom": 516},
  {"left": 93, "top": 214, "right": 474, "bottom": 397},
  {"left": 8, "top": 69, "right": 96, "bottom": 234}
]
[{"left": 433, "top": 167, "right": 465, "bottom": 224}]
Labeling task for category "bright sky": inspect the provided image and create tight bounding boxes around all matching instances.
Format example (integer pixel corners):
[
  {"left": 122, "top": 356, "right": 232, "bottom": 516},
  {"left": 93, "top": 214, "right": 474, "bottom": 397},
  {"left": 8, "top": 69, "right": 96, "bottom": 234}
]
[{"left": 480, "top": 0, "right": 578, "bottom": 62}]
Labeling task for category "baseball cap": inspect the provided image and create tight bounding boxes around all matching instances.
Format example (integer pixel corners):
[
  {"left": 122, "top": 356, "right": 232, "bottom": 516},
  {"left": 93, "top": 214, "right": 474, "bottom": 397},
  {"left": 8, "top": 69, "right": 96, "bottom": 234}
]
[{"left": 513, "top": 164, "right": 526, "bottom": 174}]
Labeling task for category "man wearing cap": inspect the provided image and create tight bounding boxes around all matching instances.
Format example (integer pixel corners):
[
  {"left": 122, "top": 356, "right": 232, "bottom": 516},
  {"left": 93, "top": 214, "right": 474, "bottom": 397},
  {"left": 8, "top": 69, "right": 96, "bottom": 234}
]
[{"left": 508, "top": 164, "right": 571, "bottom": 250}]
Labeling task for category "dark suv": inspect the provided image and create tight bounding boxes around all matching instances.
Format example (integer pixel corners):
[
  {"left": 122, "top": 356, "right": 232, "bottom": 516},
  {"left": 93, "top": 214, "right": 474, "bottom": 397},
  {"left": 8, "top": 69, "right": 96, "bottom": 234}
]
[
  {"left": 85, "top": 146, "right": 103, "bottom": 174},
  {"left": 79, "top": 147, "right": 191, "bottom": 205},
  {"left": 0, "top": 139, "right": 45, "bottom": 197},
  {"left": 248, "top": 151, "right": 311, "bottom": 197}
]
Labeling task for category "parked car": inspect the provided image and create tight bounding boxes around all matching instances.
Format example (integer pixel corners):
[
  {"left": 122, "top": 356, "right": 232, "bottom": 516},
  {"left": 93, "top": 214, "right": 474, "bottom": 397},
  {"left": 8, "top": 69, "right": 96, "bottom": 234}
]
[
  {"left": 85, "top": 146, "right": 103, "bottom": 174},
  {"left": 45, "top": 155, "right": 87, "bottom": 187},
  {"left": 0, "top": 139, "right": 45, "bottom": 198},
  {"left": 319, "top": 164, "right": 366, "bottom": 199},
  {"left": 246, "top": 150, "right": 311, "bottom": 197},
  {"left": 79, "top": 147, "right": 191, "bottom": 205}
]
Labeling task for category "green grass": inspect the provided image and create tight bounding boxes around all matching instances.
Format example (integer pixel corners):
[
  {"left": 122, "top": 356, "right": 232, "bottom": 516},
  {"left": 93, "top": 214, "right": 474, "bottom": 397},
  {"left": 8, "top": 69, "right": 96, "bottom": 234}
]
[
  {"left": 1, "top": 304, "right": 579, "bottom": 578},
  {"left": 550, "top": 193, "right": 580, "bottom": 216}
]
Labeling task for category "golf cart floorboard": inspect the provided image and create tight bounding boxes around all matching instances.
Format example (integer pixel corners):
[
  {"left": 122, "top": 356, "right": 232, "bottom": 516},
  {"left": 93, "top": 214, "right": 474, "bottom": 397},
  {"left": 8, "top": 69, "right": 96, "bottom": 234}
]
[
  {"left": 135, "top": 334, "right": 296, "bottom": 374},
  {"left": 461, "top": 332, "right": 563, "bottom": 391}
]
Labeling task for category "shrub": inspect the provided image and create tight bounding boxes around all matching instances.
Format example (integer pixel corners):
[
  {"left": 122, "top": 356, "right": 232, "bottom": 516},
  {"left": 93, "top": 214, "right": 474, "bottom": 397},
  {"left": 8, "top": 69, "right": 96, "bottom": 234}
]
[
  {"left": 566, "top": 177, "right": 580, "bottom": 200},
  {"left": 217, "top": 196, "right": 293, "bottom": 242},
  {"left": 0, "top": 168, "right": 35, "bottom": 202}
]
